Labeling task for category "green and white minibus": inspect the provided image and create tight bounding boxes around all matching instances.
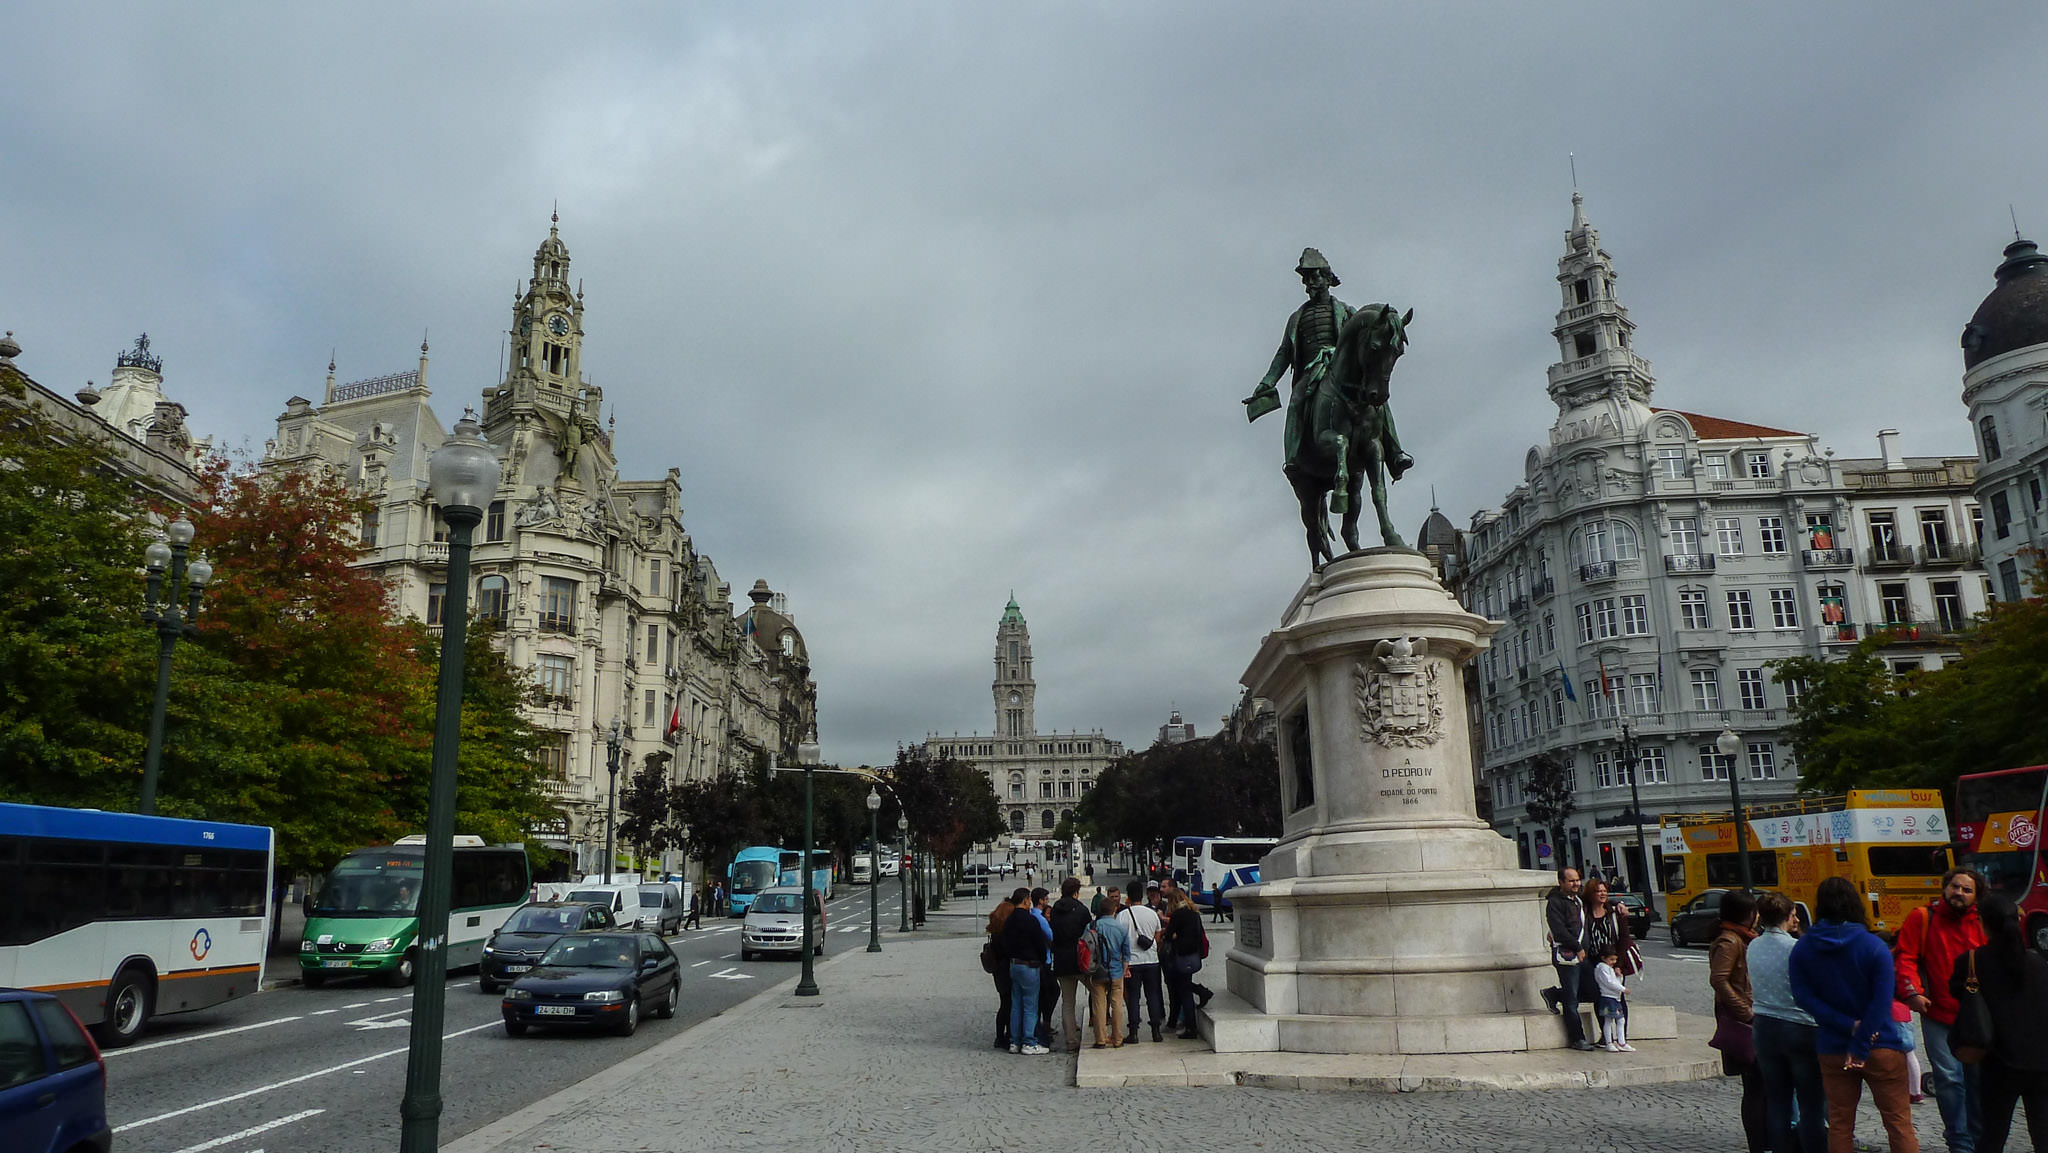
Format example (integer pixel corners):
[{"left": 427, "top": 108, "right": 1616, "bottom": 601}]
[{"left": 299, "top": 835, "right": 528, "bottom": 987}]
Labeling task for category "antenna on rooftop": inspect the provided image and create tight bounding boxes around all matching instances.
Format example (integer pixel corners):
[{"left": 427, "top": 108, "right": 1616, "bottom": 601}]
[
  {"left": 1569, "top": 152, "right": 1577, "bottom": 191},
  {"left": 2013, "top": 204, "right": 2025, "bottom": 243}
]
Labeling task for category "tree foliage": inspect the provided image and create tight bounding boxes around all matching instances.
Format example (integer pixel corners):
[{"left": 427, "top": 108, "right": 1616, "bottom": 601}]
[
  {"left": 1522, "top": 751, "right": 1578, "bottom": 850},
  {"left": 886, "top": 746, "right": 1004, "bottom": 861},
  {"left": 1776, "top": 557, "right": 2048, "bottom": 797},
  {"left": 1072, "top": 734, "right": 1280, "bottom": 854}
]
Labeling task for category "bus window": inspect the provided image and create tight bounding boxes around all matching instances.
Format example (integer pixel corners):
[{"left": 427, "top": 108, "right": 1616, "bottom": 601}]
[
  {"left": 1865, "top": 845, "right": 1950, "bottom": 878},
  {"left": 1705, "top": 851, "right": 1779, "bottom": 889},
  {"left": 1661, "top": 857, "right": 1688, "bottom": 894}
]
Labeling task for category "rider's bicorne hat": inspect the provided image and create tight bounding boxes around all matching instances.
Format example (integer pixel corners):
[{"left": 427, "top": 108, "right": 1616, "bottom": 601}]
[{"left": 1296, "top": 247, "right": 1340, "bottom": 286}]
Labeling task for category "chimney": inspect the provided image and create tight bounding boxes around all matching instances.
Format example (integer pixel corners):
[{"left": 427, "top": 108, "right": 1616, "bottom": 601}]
[{"left": 1876, "top": 428, "right": 1904, "bottom": 471}]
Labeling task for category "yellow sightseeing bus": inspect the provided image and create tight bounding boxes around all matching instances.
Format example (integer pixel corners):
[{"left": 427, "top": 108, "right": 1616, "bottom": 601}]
[{"left": 1659, "top": 789, "right": 1951, "bottom": 942}]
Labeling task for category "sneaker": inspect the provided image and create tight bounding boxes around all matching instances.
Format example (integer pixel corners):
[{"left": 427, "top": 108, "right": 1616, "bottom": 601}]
[
  {"left": 1125, "top": 1031, "right": 1139, "bottom": 1044},
  {"left": 1910, "top": 1093, "right": 1926, "bottom": 1104},
  {"left": 1021, "top": 1044, "right": 1050, "bottom": 1055},
  {"left": 1540, "top": 987, "right": 1561, "bottom": 1015},
  {"left": 1151, "top": 1024, "right": 1162, "bottom": 1042},
  {"left": 1009, "top": 1045, "right": 1021, "bottom": 1054},
  {"left": 1196, "top": 987, "right": 1214, "bottom": 1008},
  {"left": 1570, "top": 1039, "right": 1598, "bottom": 1051},
  {"left": 1617, "top": 1042, "right": 1637, "bottom": 1052}
]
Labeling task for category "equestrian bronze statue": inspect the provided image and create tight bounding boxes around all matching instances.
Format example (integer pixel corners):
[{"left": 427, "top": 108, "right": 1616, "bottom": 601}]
[{"left": 1244, "top": 248, "right": 1415, "bottom": 566}]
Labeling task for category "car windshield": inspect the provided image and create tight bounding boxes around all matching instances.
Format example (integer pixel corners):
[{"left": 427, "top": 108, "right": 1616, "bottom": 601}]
[
  {"left": 1209, "top": 842, "right": 1275, "bottom": 865},
  {"left": 313, "top": 854, "right": 423, "bottom": 916},
  {"left": 731, "top": 860, "right": 779, "bottom": 894},
  {"left": 503, "top": 906, "right": 584, "bottom": 933},
  {"left": 752, "top": 892, "right": 805, "bottom": 915},
  {"left": 539, "top": 935, "right": 635, "bottom": 968},
  {"left": 639, "top": 892, "right": 667, "bottom": 906}
]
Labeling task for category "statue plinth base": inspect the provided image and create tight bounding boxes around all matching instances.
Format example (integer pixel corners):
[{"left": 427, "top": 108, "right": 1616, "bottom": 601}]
[{"left": 1210, "top": 549, "right": 1566, "bottom": 1055}]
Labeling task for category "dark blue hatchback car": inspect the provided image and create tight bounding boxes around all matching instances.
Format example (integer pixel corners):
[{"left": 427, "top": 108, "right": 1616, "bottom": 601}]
[{"left": 0, "top": 988, "right": 110, "bottom": 1153}]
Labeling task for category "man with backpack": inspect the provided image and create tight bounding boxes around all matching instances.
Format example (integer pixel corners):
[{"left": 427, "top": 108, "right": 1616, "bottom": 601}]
[
  {"left": 1049, "top": 877, "right": 1096, "bottom": 1053},
  {"left": 1088, "top": 888, "right": 1131, "bottom": 1048}
]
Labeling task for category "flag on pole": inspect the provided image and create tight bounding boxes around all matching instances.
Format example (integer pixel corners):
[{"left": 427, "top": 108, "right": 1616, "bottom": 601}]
[
  {"left": 1559, "top": 659, "right": 1577, "bottom": 701},
  {"left": 665, "top": 698, "right": 682, "bottom": 742}
]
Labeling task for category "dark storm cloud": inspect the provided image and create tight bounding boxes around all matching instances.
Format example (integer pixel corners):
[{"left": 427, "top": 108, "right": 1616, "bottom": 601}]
[{"left": 5, "top": 3, "right": 2044, "bottom": 765}]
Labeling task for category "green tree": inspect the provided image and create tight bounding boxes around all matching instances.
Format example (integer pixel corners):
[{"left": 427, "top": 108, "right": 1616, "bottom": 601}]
[
  {"left": 616, "top": 750, "right": 674, "bottom": 864},
  {"left": 1073, "top": 734, "right": 1280, "bottom": 855},
  {"left": 1522, "top": 751, "right": 1578, "bottom": 860}
]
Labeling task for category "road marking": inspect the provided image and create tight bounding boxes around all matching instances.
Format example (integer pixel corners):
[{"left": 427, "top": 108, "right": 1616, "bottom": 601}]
[
  {"left": 114, "top": 1021, "right": 499, "bottom": 1134},
  {"left": 309, "top": 1009, "right": 338, "bottom": 1016},
  {"left": 346, "top": 1009, "right": 411, "bottom": 1030},
  {"left": 341, "top": 1001, "right": 372, "bottom": 1009},
  {"left": 105, "top": 1015, "right": 304, "bottom": 1057},
  {"left": 167, "top": 1108, "right": 325, "bottom": 1153},
  {"left": 714, "top": 925, "right": 738, "bottom": 933},
  {"left": 708, "top": 968, "right": 754, "bottom": 981},
  {"left": 373, "top": 995, "right": 405, "bottom": 1003},
  {"left": 724, "top": 953, "right": 739, "bottom": 960},
  {"left": 691, "top": 960, "right": 711, "bottom": 967}
]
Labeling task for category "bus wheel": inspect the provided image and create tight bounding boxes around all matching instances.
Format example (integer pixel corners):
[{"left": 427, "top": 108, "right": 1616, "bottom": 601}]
[
  {"left": 97, "top": 969, "right": 154, "bottom": 1048},
  {"left": 302, "top": 969, "right": 327, "bottom": 989},
  {"left": 384, "top": 950, "right": 417, "bottom": 988},
  {"left": 2031, "top": 915, "right": 2048, "bottom": 956}
]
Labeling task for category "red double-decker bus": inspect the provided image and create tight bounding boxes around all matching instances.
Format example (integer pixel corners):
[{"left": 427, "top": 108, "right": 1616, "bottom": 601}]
[{"left": 1954, "top": 764, "right": 2048, "bottom": 952}]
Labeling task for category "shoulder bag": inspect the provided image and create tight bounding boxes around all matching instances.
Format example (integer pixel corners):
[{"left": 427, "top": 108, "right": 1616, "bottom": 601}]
[
  {"left": 1121, "top": 908, "right": 1154, "bottom": 953},
  {"left": 1950, "top": 949, "right": 1994, "bottom": 1065}
]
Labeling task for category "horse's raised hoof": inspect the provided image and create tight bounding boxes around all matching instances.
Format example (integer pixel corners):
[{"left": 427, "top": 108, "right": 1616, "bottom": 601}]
[{"left": 1389, "top": 453, "right": 1415, "bottom": 481}]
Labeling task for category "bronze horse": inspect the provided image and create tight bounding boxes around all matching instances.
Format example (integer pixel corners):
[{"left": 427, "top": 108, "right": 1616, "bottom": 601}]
[{"left": 1285, "top": 303, "right": 1412, "bottom": 566}]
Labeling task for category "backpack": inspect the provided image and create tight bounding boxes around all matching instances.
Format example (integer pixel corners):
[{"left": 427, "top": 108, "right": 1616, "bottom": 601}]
[{"left": 1082, "top": 921, "right": 1109, "bottom": 981}]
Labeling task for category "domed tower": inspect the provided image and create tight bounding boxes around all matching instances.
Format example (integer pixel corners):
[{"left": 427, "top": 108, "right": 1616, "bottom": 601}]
[
  {"left": 1544, "top": 192, "right": 1657, "bottom": 449},
  {"left": 992, "top": 595, "right": 1035, "bottom": 739},
  {"left": 1960, "top": 231, "right": 2048, "bottom": 601}
]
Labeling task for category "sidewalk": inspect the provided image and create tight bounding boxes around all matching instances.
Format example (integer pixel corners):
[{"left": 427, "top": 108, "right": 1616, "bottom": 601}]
[{"left": 443, "top": 923, "right": 1955, "bottom": 1153}]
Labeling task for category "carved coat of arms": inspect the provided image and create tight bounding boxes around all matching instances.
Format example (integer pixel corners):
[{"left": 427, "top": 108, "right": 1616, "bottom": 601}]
[{"left": 1355, "top": 636, "right": 1444, "bottom": 747}]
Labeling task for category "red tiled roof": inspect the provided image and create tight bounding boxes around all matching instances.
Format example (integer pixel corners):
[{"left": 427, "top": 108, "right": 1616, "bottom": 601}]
[{"left": 1651, "top": 409, "right": 1807, "bottom": 440}]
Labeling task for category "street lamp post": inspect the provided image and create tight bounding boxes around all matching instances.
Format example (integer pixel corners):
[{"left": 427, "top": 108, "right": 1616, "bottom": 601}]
[
  {"left": 897, "top": 815, "right": 911, "bottom": 932},
  {"left": 1717, "top": 728, "right": 1754, "bottom": 891},
  {"left": 795, "top": 739, "right": 822, "bottom": 997},
  {"left": 866, "top": 788, "right": 882, "bottom": 952},
  {"left": 399, "top": 412, "right": 499, "bottom": 1153},
  {"left": 138, "top": 517, "right": 213, "bottom": 815},
  {"left": 604, "top": 718, "right": 623, "bottom": 882},
  {"left": 1618, "top": 715, "right": 1656, "bottom": 901}
]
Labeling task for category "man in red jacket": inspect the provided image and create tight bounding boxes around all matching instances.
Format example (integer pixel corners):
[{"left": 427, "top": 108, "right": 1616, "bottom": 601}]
[{"left": 1896, "top": 868, "right": 1988, "bottom": 1153}]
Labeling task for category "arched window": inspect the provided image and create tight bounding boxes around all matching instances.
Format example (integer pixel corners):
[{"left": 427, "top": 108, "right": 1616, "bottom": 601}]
[
  {"left": 1008, "top": 773, "right": 1024, "bottom": 801},
  {"left": 1040, "top": 810, "right": 1056, "bottom": 830},
  {"left": 1568, "top": 518, "right": 1641, "bottom": 566},
  {"left": 1009, "top": 811, "right": 1025, "bottom": 832},
  {"left": 477, "top": 575, "right": 510, "bottom": 622},
  {"left": 1060, "top": 809, "right": 1073, "bottom": 824}
]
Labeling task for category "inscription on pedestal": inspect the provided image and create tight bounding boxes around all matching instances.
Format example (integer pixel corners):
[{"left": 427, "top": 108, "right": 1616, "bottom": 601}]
[{"left": 1238, "top": 913, "right": 1262, "bottom": 949}]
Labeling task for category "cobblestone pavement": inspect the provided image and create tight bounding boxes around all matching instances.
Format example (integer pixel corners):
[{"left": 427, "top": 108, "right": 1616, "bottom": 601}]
[{"left": 447, "top": 916, "right": 1957, "bottom": 1153}]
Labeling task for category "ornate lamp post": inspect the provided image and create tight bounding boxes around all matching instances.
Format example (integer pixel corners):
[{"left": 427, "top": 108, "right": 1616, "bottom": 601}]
[
  {"left": 604, "top": 717, "right": 624, "bottom": 881},
  {"left": 897, "top": 815, "right": 911, "bottom": 932},
  {"left": 795, "top": 739, "right": 822, "bottom": 997},
  {"left": 1716, "top": 728, "right": 1754, "bottom": 892},
  {"left": 1618, "top": 714, "right": 1655, "bottom": 901},
  {"left": 139, "top": 517, "right": 212, "bottom": 815},
  {"left": 866, "top": 788, "right": 883, "bottom": 952},
  {"left": 399, "top": 412, "right": 499, "bottom": 1153}
]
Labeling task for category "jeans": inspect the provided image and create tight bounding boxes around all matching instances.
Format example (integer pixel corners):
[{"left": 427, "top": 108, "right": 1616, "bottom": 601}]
[
  {"left": 1165, "top": 956, "right": 1199, "bottom": 1032},
  {"left": 1818, "top": 1047, "right": 1920, "bottom": 1153},
  {"left": 1553, "top": 961, "right": 1586, "bottom": 1044},
  {"left": 1980, "top": 1060, "right": 2048, "bottom": 1153},
  {"left": 1755, "top": 1014, "right": 1829, "bottom": 1153},
  {"left": 1124, "top": 963, "right": 1163, "bottom": 1032},
  {"left": 1008, "top": 962, "right": 1041, "bottom": 1048},
  {"left": 1924, "top": 1016, "right": 1984, "bottom": 1153},
  {"left": 1090, "top": 976, "right": 1126, "bottom": 1046},
  {"left": 1036, "top": 964, "right": 1057, "bottom": 1046}
]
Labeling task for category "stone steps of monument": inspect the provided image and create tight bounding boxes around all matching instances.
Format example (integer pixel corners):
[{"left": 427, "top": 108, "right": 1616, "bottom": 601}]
[{"left": 1199, "top": 989, "right": 1679, "bottom": 1055}]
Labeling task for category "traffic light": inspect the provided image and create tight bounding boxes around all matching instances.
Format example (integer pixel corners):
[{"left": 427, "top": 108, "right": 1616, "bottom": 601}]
[{"left": 1598, "top": 842, "right": 1617, "bottom": 871}]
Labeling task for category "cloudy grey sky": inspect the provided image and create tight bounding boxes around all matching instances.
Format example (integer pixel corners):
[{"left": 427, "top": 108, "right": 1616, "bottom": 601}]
[{"left": 6, "top": 4, "right": 2044, "bottom": 767}]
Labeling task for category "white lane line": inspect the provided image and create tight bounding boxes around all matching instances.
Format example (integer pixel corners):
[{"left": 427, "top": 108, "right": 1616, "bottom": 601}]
[
  {"left": 724, "top": 953, "right": 738, "bottom": 960},
  {"left": 341, "top": 1001, "right": 371, "bottom": 1009},
  {"left": 691, "top": 960, "right": 711, "bottom": 967},
  {"left": 105, "top": 1016, "right": 304, "bottom": 1057},
  {"left": 167, "top": 1108, "right": 324, "bottom": 1153},
  {"left": 309, "top": 1009, "right": 338, "bottom": 1016},
  {"left": 373, "top": 995, "right": 405, "bottom": 1003},
  {"left": 113, "top": 1021, "right": 499, "bottom": 1134}
]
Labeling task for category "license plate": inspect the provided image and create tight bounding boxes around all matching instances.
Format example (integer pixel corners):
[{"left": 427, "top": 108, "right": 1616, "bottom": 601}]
[
  {"left": 322, "top": 959, "right": 352, "bottom": 969},
  {"left": 535, "top": 1005, "right": 576, "bottom": 1016},
  {"left": 505, "top": 965, "right": 531, "bottom": 973}
]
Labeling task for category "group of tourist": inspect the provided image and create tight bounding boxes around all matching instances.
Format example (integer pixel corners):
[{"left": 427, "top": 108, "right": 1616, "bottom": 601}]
[
  {"left": 1704, "top": 868, "right": 2048, "bottom": 1153},
  {"left": 985, "top": 876, "right": 1213, "bottom": 1054},
  {"left": 1541, "top": 866, "right": 1642, "bottom": 1052}
]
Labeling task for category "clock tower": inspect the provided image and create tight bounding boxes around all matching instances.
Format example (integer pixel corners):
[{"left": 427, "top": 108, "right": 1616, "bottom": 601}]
[
  {"left": 992, "top": 595, "right": 1036, "bottom": 739},
  {"left": 481, "top": 212, "right": 607, "bottom": 489}
]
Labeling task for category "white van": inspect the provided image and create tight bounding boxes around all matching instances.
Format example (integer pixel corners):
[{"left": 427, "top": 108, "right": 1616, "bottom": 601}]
[
  {"left": 563, "top": 883, "right": 637, "bottom": 922},
  {"left": 852, "top": 854, "right": 874, "bottom": 885}
]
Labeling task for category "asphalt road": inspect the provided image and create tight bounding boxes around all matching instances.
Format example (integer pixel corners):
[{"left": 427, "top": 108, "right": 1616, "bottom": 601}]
[{"left": 104, "top": 883, "right": 904, "bottom": 1153}]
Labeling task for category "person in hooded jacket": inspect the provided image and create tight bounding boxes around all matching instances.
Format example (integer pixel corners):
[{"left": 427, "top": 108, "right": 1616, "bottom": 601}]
[
  {"left": 1790, "top": 876, "right": 1919, "bottom": 1153},
  {"left": 1049, "top": 877, "right": 1095, "bottom": 1053},
  {"left": 1950, "top": 893, "right": 2048, "bottom": 1153}
]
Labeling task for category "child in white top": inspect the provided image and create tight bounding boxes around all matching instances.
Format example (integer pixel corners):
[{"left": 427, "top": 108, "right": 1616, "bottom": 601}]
[{"left": 1593, "top": 948, "right": 1633, "bottom": 1052}]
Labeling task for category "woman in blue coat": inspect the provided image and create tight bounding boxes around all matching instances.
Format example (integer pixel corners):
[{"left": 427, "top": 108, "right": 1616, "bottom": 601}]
[{"left": 1788, "top": 876, "right": 1919, "bottom": 1153}]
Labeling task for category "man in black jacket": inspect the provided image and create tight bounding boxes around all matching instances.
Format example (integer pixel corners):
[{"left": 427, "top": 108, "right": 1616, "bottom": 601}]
[
  {"left": 1543, "top": 866, "right": 1596, "bottom": 1051},
  {"left": 1049, "top": 877, "right": 1095, "bottom": 1053}
]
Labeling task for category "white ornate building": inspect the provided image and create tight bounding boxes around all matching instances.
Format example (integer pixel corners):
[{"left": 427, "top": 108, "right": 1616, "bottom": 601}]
[
  {"left": 918, "top": 597, "right": 1126, "bottom": 837},
  {"left": 260, "top": 219, "right": 817, "bottom": 874},
  {"left": 1461, "top": 193, "right": 1986, "bottom": 887},
  {"left": 1960, "top": 234, "right": 2048, "bottom": 601}
]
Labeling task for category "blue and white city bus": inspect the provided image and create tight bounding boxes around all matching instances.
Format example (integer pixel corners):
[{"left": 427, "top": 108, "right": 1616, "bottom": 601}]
[
  {"left": 0, "top": 801, "right": 274, "bottom": 1046},
  {"left": 1172, "top": 835, "right": 1277, "bottom": 909}
]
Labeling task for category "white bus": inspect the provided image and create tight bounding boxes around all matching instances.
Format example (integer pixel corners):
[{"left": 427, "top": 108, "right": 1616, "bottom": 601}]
[
  {"left": 1172, "top": 835, "right": 1277, "bottom": 909},
  {"left": 0, "top": 801, "right": 274, "bottom": 1047}
]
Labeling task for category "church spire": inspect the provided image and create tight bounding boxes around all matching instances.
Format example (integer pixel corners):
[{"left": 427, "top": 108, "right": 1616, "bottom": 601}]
[{"left": 1546, "top": 190, "right": 1655, "bottom": 417}]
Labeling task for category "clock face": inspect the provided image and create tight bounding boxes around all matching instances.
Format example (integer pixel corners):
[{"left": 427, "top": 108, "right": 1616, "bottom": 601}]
[
  {"left": 1009, "top": 692, "right": 1021, "bottom": 704},
  {"left": 547, "top": 313, "right": 570, "bottom": 337}
]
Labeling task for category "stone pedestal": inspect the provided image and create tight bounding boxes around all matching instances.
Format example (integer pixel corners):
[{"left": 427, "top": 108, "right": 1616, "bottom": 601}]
[{"left": 1214, "top": 548, "right": 1560, "bottom": 1055}]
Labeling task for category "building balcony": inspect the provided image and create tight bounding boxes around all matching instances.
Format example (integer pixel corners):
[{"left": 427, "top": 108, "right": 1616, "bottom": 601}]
[
  {"left": 1579, "top": 560, "right": 1618, "bottom": 583},
  {"left": 419, "top": 542, "right": 450, "bottom": 567},
  {"left": 1822, "top": 622, "right": 1859, "bottom": 644},
  {"left": 1532, "top": 577, "right": 1556, "bottom": 601},
  {"left": 1546, "top": 346, "right": 1654, "bottom": 388},
  {"left": 1865, "top": 545, "right": 1914, "bottom": 569},
  {"left": 1802, "top": 548, "right": 1855, "bottom": 569},
  {"left": 1664, "top": 553, "right": 1716, "bottom": 574},
  {"left": 1917, "top": 542, "right": 1979, "bottom": 568},
  {"left": 1869, "top": 619, "right": 1966, "bottom": 643},
  {"left": 538, "top": 614, "right": 576, "bottom": 634},
  {"left": 1517, "top": 665, "right": 1531, "bottom": 683},
  {"left": 1508, "top": 596, "right": 1528, "bottom": 618}
]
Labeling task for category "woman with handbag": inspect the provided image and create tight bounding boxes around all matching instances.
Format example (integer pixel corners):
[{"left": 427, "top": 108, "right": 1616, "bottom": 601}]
[
  {"left": 1708, "top": 888, "right": 1770, "bottom": 1153},
  {"left": 1162, "top": 889, "right": 1208, "bottom": 1039},
  {"left": 1582, "top": 879, "right": 1641, "bottom": 1034},
  {"left": 1790, "top": 876, "right": 1919, "bottom": 1153},
  {"left": 1950, "top": 893, "right": 2048, "bottom": 1153}
]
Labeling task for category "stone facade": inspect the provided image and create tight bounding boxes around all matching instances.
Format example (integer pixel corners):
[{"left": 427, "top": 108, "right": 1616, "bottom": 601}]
[
  {"left": 259, "top": 221, "right": 817, "bottom": 873},
  {"left": 917, "top": 597, "right": 1125, "bottom": 837},
  {"left": 0, "top": 331, "right": 207, "bottom": 505},
  {"left": 1460, "top": 194, "right": 1986, "bottom": 887},
  {"left": 1960, "top": 236, "right": 2048, "bottom": 601}
]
